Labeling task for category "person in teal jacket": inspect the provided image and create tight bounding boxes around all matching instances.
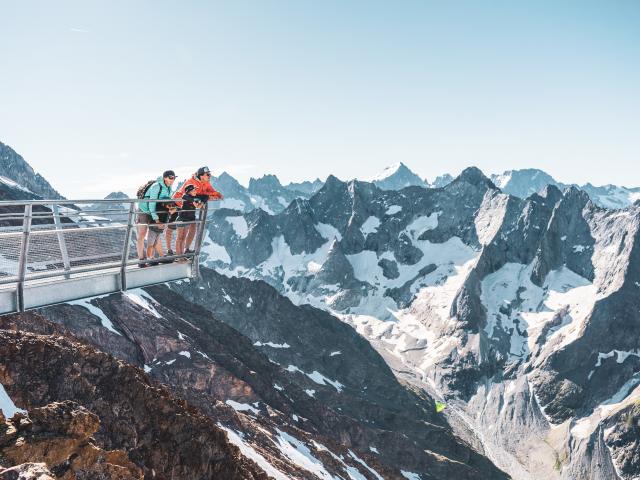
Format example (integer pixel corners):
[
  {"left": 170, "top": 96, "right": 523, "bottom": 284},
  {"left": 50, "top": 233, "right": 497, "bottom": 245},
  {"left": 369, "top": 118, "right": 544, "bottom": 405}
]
[{"left": 136, "top": 171, "right": 176, "bottom": 266}]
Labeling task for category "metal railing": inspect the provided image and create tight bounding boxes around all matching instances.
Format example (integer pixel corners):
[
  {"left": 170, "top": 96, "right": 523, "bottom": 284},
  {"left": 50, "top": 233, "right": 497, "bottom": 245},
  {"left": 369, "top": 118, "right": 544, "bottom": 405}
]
[{"left": 0, "top": 198, "right": 209, "bottom": 313}]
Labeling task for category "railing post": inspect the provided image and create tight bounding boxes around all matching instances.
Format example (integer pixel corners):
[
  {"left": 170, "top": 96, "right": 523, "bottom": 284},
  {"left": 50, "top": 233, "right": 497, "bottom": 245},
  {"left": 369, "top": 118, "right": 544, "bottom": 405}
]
[
  {"left": 120, "top": 202, "right": 136, "bottom": 291},
  {"left": 52, "top": 204, "right": 71, "bottom": 278},
  {"left": 16, "top": 204, "right": 32, "bottom": 312},
  {"left": 190, "top": 202, "right": 208, "bottom": 279}
]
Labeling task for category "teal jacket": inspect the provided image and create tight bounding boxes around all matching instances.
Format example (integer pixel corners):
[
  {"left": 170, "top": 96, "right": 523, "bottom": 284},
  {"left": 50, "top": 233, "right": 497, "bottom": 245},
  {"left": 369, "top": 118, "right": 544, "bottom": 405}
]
[{"left": 139, "top": 177, "right": 172, "bottom": 221}]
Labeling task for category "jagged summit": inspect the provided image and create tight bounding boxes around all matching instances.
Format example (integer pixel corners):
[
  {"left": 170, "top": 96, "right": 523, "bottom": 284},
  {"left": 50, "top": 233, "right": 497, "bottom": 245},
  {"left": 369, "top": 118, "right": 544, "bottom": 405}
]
[
  {"left": 284, "top": 178, "right": 324, "bottom": 195},
  {"left": 491, "top": 168, "right": 560, "bottom": 199},
  {"left": 105, "top": 191, "right": 128, "bottom": 199},
  {"left": 453, "top": 166, "right": 495, "bottom": 188},
  {"left": 431, "top": 173, "right": 454, "bottom": 188},
  {"left": 249, "top": 174, "right": 282, "bottom": 190},
  {"left": 369, "top": 162, "right": 427, "bottom": 191}
]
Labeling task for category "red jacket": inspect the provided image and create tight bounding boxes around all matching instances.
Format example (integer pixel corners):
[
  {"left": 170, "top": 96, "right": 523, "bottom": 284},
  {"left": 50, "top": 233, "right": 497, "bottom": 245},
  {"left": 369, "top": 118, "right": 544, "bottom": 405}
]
[{"left": 173, "top": 174, "right": 223, "bottom": 206}]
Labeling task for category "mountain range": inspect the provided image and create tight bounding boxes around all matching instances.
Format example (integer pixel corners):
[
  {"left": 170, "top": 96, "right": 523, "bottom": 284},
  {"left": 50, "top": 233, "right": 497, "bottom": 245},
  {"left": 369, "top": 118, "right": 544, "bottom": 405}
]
[
  {"left": 201, "top": 167, "right": 640, "bottom": 479},
  {"left": 1, "top": 139, "right": 639, "bottom": 479}
]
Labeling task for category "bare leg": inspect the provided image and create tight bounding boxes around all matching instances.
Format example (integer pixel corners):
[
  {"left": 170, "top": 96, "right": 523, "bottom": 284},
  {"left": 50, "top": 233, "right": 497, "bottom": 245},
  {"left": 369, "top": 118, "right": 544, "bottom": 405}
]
[
  {"left": 185, "top": 223, "right": 197, "bottom": 252},
  {"left": 146, "top": 243, "right": 155, "bottom": 260},
  {"left": 165, "top": 228, "right": 174, "bottom": 253},
  {"left": 154, "top": 242, "right": 164, "bottom": 258},
  {"left": 176, "top": 227, "right": 188, "bottom": 255},
  {"left": 136, "top": 225, "right": 148, "bottom": 260}
]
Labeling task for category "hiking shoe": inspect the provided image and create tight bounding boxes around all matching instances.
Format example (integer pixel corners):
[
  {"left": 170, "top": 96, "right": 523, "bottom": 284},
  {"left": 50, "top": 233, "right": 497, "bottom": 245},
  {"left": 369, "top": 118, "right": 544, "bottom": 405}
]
[
  {"left": 147, "top": 260, "right": 160, "bottom": 266},
  {"left": 138, "top": 262, "right": 148, "bottom": 268}
]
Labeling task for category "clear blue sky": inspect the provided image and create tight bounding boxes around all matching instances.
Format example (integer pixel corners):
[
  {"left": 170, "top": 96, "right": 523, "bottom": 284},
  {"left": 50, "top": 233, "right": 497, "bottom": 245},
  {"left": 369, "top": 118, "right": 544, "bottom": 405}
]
[{"left": 1, "top": 0, "right": 638, "bottom": 197}]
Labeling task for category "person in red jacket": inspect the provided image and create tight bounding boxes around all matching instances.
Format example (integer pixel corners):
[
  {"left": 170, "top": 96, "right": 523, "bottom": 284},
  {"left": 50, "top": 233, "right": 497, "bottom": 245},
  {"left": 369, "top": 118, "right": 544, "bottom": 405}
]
[{"left": 170, "top": 166, "right": 223, "bottom": 258}]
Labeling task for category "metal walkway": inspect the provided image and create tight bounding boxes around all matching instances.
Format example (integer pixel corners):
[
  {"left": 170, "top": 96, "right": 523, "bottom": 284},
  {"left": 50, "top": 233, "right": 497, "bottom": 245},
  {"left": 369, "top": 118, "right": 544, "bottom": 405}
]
[{"left": 0, "top": 198, "right": 209, "bottom": 314}]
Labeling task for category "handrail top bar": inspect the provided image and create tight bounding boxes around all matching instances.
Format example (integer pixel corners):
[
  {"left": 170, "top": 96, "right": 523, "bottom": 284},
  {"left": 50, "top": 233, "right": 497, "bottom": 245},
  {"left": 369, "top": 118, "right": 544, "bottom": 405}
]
[{"left": 0, "top": 198, "right": 208, "bottom": 206}]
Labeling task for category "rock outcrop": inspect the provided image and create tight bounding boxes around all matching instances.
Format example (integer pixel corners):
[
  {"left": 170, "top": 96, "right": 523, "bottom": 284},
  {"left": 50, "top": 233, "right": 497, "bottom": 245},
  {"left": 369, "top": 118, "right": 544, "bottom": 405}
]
[{"left": 0, "top": 401, "right": 142, "bottom": 479}]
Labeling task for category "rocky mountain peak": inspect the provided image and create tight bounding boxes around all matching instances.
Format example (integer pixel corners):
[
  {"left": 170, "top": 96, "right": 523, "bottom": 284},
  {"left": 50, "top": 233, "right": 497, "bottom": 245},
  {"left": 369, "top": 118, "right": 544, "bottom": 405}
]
[
  {"left": 0, "top": 141, "right": 63, "bottom": 199},
  {"left": 454, "top": 166, "right": 494, "bottom": 188},
  {"left": 370, "top": 162, "right": 427, "bottom": 191},
  {"left": 249, "top": 174, "right": 282, "bottom": 192},
  {"left": 284, "top": 178, "right": 324, "bottom": 195},
  {"left": 215, "top": 172, "right": 246, "bottom": 191},
  {"left": 105, "top": 191, "right": 128, "bottom": 199},
  {"left": 538, "top": 183, "right": 564, "bottom": 202},
  {"left": 431, "top": 173, "right": 454, "bottom": 188}
]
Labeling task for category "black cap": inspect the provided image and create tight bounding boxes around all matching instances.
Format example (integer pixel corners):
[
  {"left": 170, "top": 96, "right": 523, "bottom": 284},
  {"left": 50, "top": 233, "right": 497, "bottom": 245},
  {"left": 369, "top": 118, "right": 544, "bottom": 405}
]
[
  {"left": 196, "top": 166, "right": 211, "bottom": 177},
  {"left": 184, "top": 184, "right": 196, "bottom": 194},
  {"left": 163, "top": 170, "right": 176, "bottom": 178}
]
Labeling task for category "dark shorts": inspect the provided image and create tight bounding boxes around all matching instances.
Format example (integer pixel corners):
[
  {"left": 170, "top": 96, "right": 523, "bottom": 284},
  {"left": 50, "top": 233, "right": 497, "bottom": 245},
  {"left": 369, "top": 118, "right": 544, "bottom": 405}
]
[
  {"left": 179, "top": 210, "right": 197, "bottom": 224},
  {"left": 167, "top": 212, "right": 179, "bottom": 230},
  {"left": 137, "top": 213, "right": 153, "bottom": 225}
]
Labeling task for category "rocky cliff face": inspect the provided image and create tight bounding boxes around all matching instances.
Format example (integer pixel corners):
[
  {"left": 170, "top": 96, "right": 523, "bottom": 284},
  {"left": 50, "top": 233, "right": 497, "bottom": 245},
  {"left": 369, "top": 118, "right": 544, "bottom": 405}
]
[
  {"left": 0, "top": 142, "right": 63, "bottom": 200},
  {"left": 0, "top": 400, "right": 143, "bottom": 479},
  {"left": 0, "top": 327, "right": 269, "bottom": 479},
  {"left": 0, "top": 284, "right": 506, "bottom": 479},
  {"left": 203, "top": 166, "right": 640, "bottom": 479}
]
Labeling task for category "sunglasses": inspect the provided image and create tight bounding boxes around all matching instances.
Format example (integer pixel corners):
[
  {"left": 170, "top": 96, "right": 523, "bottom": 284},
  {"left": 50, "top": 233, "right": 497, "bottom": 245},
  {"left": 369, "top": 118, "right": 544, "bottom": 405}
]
[{"left": 166, "top": 176, "right": 176, "bottom": 180}]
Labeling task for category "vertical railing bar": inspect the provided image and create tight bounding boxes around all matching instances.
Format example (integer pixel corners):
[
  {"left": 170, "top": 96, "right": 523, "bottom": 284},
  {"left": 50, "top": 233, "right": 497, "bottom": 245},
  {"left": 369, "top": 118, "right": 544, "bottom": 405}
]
[
  {"left": 190, "top": 202, "right": 209, "bottom": 279},
  {"left": 120, "top": 202, "right": 136, "bottom": 291},
  {"left": 52, "top": 204, "right": 72, "bottom": 279},
  {"left": 16, "top": 204, "right": 32, "bottom": 312}
]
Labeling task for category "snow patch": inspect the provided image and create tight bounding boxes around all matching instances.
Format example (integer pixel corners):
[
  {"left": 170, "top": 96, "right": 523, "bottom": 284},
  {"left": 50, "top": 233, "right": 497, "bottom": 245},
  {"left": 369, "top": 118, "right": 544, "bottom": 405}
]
[
  {"left": 286, "top": 365, "right": 343, "bottom": 392},
  {"left": 124, "top": 290, "right": 162, "bottom": 318},
  {"left": 307, "top": 261, "right": 323, "bottom": 273},
  {"left": 226, "top": 216, "right": 249, "bottom": 238},
  {"left": 315, "top": 223, "right": 342, "bottom": 242},
  {"left": 226, "top": 400, "right": 260, "bottom": 415},
  {"left": 401, "top": 472, "right": 422, "bottom": 480},
  {"left": 254, "top": 341, "right": 291, "bottom": 349},
  {"left": 274, "top": 429, "right": 337, "bottom": 480},
  {"left": 588, "top": 349, "right": 640, "bottom": 379},
  {"left": 219, "top": 425, "right": 288, "bottom": 480},
  {"left": 348, "top": 450, "right": 384, "bottom": 480},
  {"left": 0, "top": 383, "right": 26, "bottom": 417},
  {"left": 361, "top": 216, "right": 381, "bottom": 236},
  {"left": 403, "top": 213, "right": 438, "bottom": 240},
  {"left": 218, "top": 198, "right": 246, "bottom": 211},
  {"left": 385, "top": 205, "right": 402, "bottom": 215},
  {"left": 371, "top": 162, "right": 402, "bottom": 182},
  {"left": 201, "top": 232, "right": 231, "bottom": 264},
  {"left": 67, "top": 295, "right": 123, "bottom": 336},
  {"left": 0, "top": 175, "right": 32, "bottom": 193}
]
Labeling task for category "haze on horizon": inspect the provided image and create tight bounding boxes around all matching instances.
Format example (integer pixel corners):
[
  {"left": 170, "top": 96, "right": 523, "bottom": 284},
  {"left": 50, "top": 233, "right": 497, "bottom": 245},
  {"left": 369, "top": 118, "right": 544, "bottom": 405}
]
[{"left": 1, "top": 0, "right": 638, "bottom": 198}]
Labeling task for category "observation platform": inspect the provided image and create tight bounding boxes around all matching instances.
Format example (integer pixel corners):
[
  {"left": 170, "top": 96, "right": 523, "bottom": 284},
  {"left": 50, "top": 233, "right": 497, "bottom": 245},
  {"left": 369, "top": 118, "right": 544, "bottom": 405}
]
[{"left": 0, "top": 198, "right": 209, "bottom": 315}]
